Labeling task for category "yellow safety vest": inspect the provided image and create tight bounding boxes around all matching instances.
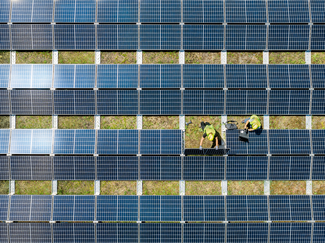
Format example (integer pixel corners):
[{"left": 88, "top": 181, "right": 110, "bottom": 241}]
[
  {"left": 204, "top": 125, "right": 216, "bottom": 141},
  {"left": 250, "top": 115, "right": 261, "bottom": 130}
]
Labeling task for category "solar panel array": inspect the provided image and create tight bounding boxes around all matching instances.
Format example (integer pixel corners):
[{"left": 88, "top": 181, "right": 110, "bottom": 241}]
[{"left": 1, "top": 194, "right": 325, "bottom": 222}]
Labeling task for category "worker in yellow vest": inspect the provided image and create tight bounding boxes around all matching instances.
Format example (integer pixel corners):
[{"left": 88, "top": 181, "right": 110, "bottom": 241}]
[
  {"left": 199, "top": 122, "right": 220, "bottom": 150},
  {"left": 242, "top": 115, "right": 262, "bottom": 131}
]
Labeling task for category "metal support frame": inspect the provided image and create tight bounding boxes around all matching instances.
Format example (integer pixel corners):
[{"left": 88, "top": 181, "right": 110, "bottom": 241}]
[
  {"left": 9, "top": 115, "right": 15, "bottom": 129},
  {"left": 95, "top": 50, "right": 101, "bottom": 64},
  {"left": 10, "top": 51, "right": 16, "bottom": 64},
  {"left": 137, "top": 180, "right": 143, "bottom": 195},
  {"left": 263, "top": 51, "right": 269, "bottom": 64},
  {"left": 52, "top": 50, "right": 58, "bottom": 64},
  {"left": 95, "top": 115, "right": 100, "bottom": 129},
  {"left": 9, "top": 180, "right": 15, "bottom": 195},
  {"left": 305, "top": 51, "right": 311, "bottom": 64},
  {"left": 221, "top": 51, "right": 227, "bottom": 64},
  {"left": 306, "top": 115, "right": 312, "bottom": 129},
  {"left": 264, "top": 181, "right": 270, "bottom": 195},
  {"left": 179, "top": 115, "right": 185, "bottom": 130},
  {"left": 221, "top": 115, "right": 227, "bottom": 146},
  {"left": 306, "top": 181, "right": 312, "bottom": 195},
  {"left": 221, "top": 180, "right": 227, "bottom": 195},
  {"left": 51, "top": 180, "right": 57, "bottom": 195},
  {"left": 179, "top": 50, "right": 185, "bottom": 64},
  {"left": 263, "top": 115, "right": 269, "bottom": 130},
  {"left": 136, "top": 50, "right": 142, "bottom": 64},
  {"left": 179, "top": 180, "right": 185, "bottom": 196},
  {"left": 137, "top": 115, "right": 143, "bottom": 130},
  {"left": 94, "top": 180, "right": 100, "bottom": 195},
  {"left": 52, "top": 115, "right": 58, "bottom": 129}
]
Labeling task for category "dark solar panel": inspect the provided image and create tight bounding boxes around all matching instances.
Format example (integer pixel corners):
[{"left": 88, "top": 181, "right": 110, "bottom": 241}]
[
  {"left": 311, "top": 90, "right": 325, "bottom": 115},
  {"left": 227, "top": 223, "right": 268, "bottom": 243},
  {"left": 0, "top": 130, "right": 9, "bottom": 154},
  {"left": 269, "top": 65, "right": 310, "bottom": 88},
  {"left": 140, "top": 224, "right": 181, "bottom": 243},
  {"left": 269, "top": 156, "right": 311, "bottom": 180},
  {"left": 118, "top": 196, "right": 138, "bottom": 221},
  {"left": 0, "top": 24, "right": 10, "bottom": 50},
  {"left": 11, "top": 90, "right": 53, "bottom": 115},
  {"left": 183, "top": 0, "right": 224, "bottom": 23},
  {"left": 11, "top": 0, "right": 53, "bottom": 23},
  {"left": 9, "top": 223, "right": 52, "bottom": 243},
  {"left": 0, "top": 223, "right": 8, "bottom": 242},
  {"left": 312, "top": 130, "right": 325, "bottom": 154},
  {"left": 312, "top": 195, "right": 325, "bottom": 221},
  {"left": 96, "top": 196, "right": 118, "bottom": 221},
  {"left": 269, "top": 130, "right": 311, "bottom": 155},
  {"left": 0, "top": 195, "right": 8, "bottom": 221},
  {"left": 288, "top": 0, "right": 310, "bottom": 23},
  {"left": 268, "top": 0, "right": 289, "bottom": 23},
  {"left": 53, "top": 223, "right": 95, "bottom": 243},
  {"left": 97, "top": 0, "right": 138, "bottom": 23},
  {"left": 140, "top": 156, "right": 181, "bottom": 180},
  {"left": 311, "top": 0, "right": 325, "bottom": 23},
  {"left": 313, "top": 223, "right": 325, "bottom": 243},
  {"left": 311, "top": 25, "right": 325, "bottom": 50},
  {"left": 312, "top": 156, "right": 325, "bottom": 179},
  {"left": 97, "top": 156, "right": 138, "bottom": 180},
  {"left": 184, "top": 223, "right": 225, "bottom": 243},
  {"left": 311, "top": 65, "right": 325, "bottom": 88},
  {"left": 10, "top": 156, "right": 52, "bottom": 180},
  {"left": 226, "top": 0, "right": 267, "bottom": 23},
  {"left": 140, "top": 0, "right": 181, "bottom": 23},
  {"left": 0, "top": 156, "right": 9, "bottom": 180},
  {"left": 0, "top": 64, "right": 9, "bottom": 88},
  {"left": 0, "top": 91, "right": 10, "bottom": 115},
  {"left": 54, "top": 0, "right": 96, "bottom": 23},
  {"left": 0, "top": 0, "right": 10, "bottom": 23},
  {"left": 269, "top": 90, "right": 311, "bottom": 115}
]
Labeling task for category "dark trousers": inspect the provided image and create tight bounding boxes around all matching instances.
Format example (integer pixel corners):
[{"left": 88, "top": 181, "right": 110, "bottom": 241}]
[{"left": 200, "top": 122, "right": 211, "bottom": 131}]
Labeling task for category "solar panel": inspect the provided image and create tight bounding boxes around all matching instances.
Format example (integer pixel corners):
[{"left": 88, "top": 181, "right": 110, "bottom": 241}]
[
  {"left": 311, "top": 90, "right": 325, "bottom": 115},
  {"left": 140, "top": 156, "right": 181, "bottom": 180},
  {"left": 312, "top": 156, "right": 325, "bottom": 180},
  {"left": 270, "top": 223, "right": 312, "bottom": 243},
  {"left": 183, "top": 25, "right": 224, "bottom": 50},
  {"left": 10, "top": 129, "right": 53, "bottom": 154},
  {"left": 226, "top": 64, "right": 267, "bottom": 88},
  {"left": 0, "top": 130, "right": 9, "bottom": 154},
  {"left": 183, "top": 223, "right": 225, "bottom": 243},
  {"left": 97, "top": 0, "right": 138, "bottom": 23},
  {"left": 10, "top": 156, "right": 52, "bottom": 180},
  {"left": 311, "top": 65, "right": 325, "bottom": 88},
  {"left": 53, "top": 129, "right": 95, "bottom": 154},
  {"left": 140, "top": 130, "right": 182, "bottom": 155},
  {"left": 97, "top": 156, "right": 138, "bottom": 180},
  {"left": 227, "top": 223, "right": 268, "bottom": 243},
  {"left": 269, "top": 195, "right": 312, "bottom": 221},
  {"left": 311, "top": 25, "right": 325, "bottom": 50},
  {"left": 268, "top": 0, "right": 289, "bottom": 23},
  {"left": 227, "top": 129, "right": 268, "bottom": 155},
  {"left": 268, "top": 25, "right": 310, "bottom": 50},
  {"left": 226, "top": 156, "right": 268, "bottom": 180},
  {"left": 54, "top": 24, "right": 95, "bottom": 50},
  {"left": 0, "top": 91, "right": 10, "bottom": 115},
  {"left": 140, "top": 0, "right": 181, "bottom": 23},
  {"left": 140, "top": 224, "right": 181, "bottom": 243},
  {"left": 140, "top": 196, "right": 181, "bottom": 221},
  {"left": 54, "top": 0, "right": 96, "bottom": 23},
  {"left": 0, "top": 223, "right": 8, "bottom": 242},
  {"left": 183, "top": 156, "right": 224, "bottom": 180},
  {"left": 11, "top": 0, "right": 53, "bottom": 23},
  {"left": 0, "top": 65, "right": 9, "bottom": 88},
  {"left": 140, "top": 90, "right": 182, "bottom": 115},
  {"left": 54, "top": 64, "right": 95, "bottom": 88},
  {"left": 311, "top": 0, "right": 325, "bottom": 23},
  {"left": 313, "top": 223, "right": 325, "bottom": 243},
  {"left": 117, "top": 223, "right": 139, "bottom": 243},
  {"left": 269, "top": 65, "right": 310, "bottom": 88},
  {"left": 183, "top": 0, "right": 224, "bottom": 23},
  {"left": 9, "top": 223, "right": 52, "bottom": 243},
  {"left": 183, "top": 64, "right": 224, "bottom": 88},
  {"left": 312, "top": 195, "right": 325, "bottom": 221},
  {"left": 269, "top": 130, "right": 311, "bottom": 155},
  {"left": 268, "top": 90, "right": 311, "bottom": 115},
  {"left": 225, "top": 25, "right": 267, "bottom": 50},
  {"left": 96, "top": 224, "right": 118, "bottom": 243},
  {"left": 269, "top": 156, "right": 311, "bottom": 180},
  {"left": 0, "top": 0, "right": 10, "bottom": 23},
  {"left": 53, "top": 223, "right": 95, "bottom": 243},
  {"left": 226, "top": 0, "right": 267, "bottom": 23},
  {"left": 140, "top": 25, "right": 181, "bottom": 50},
  {"left": 0, "top": 195, "right": 8, "bottom": 221},
  {"left": 10, "top": 195, "right": 51, "bottom": 221},
  {"left": 0, "top": 156, "right": 9, "bottom": 180},
  {"left": 268, "top": 0, "right": 309, "bottom": 23},
  {"left": 0, "top": 24, "right": 10, "bottom": 50},
  {"left": 226, "top": 90, "right": 267, "bottom": 114},
  {"left": 311, "top": 130, "right": 325, "bottom": 154}
]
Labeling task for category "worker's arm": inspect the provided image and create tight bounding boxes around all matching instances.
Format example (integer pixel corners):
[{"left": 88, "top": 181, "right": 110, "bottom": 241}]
[
  {"left": 200, "top": 137, "right": 205, "bottom": 147},
  {"left": 248, "top": 128, "right": 254, "bottom": 132},
  {"left": 244, "top": 120, "right": 250, "bottom": 129}
]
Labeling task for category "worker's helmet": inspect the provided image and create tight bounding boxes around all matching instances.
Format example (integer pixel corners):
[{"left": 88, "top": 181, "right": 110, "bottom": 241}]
[
  {"left": 208, "top": 133, "right": 214, "bottom": 141},
  {"left": 252, "top": 123, "right": 259, "bottom": 130}
]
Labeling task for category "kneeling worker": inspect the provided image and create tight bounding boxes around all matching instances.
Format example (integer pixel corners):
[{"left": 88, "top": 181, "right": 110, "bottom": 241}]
[
  {"left": 242, "top": 114, "right": 262, "bottom": 131},
  {"left": 199, "top": 122, "right": 220, "bottom": 150}
]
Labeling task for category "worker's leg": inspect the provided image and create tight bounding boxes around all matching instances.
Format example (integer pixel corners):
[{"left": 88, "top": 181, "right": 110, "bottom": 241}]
[
  {"left": 200, "top": 122, "right": 206, "bottom": 130},
  {"left": 241, "top": 118, "right": 250, "bottom": 123}
]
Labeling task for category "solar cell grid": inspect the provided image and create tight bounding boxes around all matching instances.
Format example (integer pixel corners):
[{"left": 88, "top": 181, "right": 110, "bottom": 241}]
[
  {"left": 97, "top": 0, "right": 138, "bottom": 23},
  {"left": 0, "top": 156, "right": 9, "bottom": 180},
  {"left": 54, "top": 0, "right": 96, "bottom": 23},
  {"left": 54, "top": 223, "right": 95, "bottom": 243},
  {"left": 0, "top": 130, "right": 9, "bottom": 154},
  {"left": 0, "top": 195, "right": 8, "bottom": 221},
  {"left": 140, "top": 0, "right": 181, "bottom": 23},
  {"left": 0, "top": 90, "right": 10, "bottom": 115},
  {"left": 183, "top": 0, "right": 224, "bottom": 23},
  {"left": 0, "top": 25, "right": 10, "bottom": 50},
  {"left": 183, "top": 223, "right": 225, "bottom": 243},
  {"left": 227, "top": 223, "right": 268, "bottom": 243},
  {"left": 311, "top": 0, "right": 325, "bottom": 23},
  {"left": 312, "top": 156, "right": 325, "bottom": 180},
  {"left": 11, "top": 0, "right": 53, "bottom": 23},
  {"left": 0, "top": 0, "right": 10, "bottom": 23},
  {"left": 311, "top": 90, "right": 325, "bottom": 115},
  {"left": 0, "top": 65, "right": 9, "bottom": 88}
]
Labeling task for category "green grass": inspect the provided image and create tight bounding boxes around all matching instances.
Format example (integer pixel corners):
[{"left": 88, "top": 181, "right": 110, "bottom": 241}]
[
  {"left": 101, "top": 181, "right": 136, "bottom": 195},
  {"left": 16, "top": 116, "right": 52, "bottom": 129},
  {"left": 0, "top": 181, "right": 9, "bottom": 194},
  {"left": 16, "top": 51, "right": 52, "bottom": 64},
  {"left": 101, "top": 52, "right": 136, "bottom": 64},
  {"left": 228, "top": 181, "right": 264, "bottom": 195},
  {"left": 0, "top": 51, "right": 10, "bottom": 64},
  {"left": 269, "top": 52, "right": 305, "bottom": 64},
  {"left": 143, "top": 51, "right": 178, "bottom": 64},
  {"left": 101, "top": 116, "right": 136, "bottom": 129},
  {"left": 57, "top": 181, "right": 94, "bottom": 195},
  {"left": 59, "top": 51, "right": 94, "bottom": 64},
  {"left": 59, "top": 116, "right": 94, "bottom": 129},
  {"left": 15, "top": 181, "right": 51, "bottom": 195},
  {"left": 0, "top": 116, "right": 9, "bottom": 128},
  {"left": 143, "top": 181, "right": 179, "bottom": 195}
]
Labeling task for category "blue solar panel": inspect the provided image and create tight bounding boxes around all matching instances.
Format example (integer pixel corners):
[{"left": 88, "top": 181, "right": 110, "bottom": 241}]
[
  {"left": 10, "top": 156, "right": 52, "bottom": 180},
  {"left": 97, "top": 65, "right": 118, "bottom": 88},
  {"left": 54, "top": 24, "right": 95, "bottom": 50},
  {"left": 141, "top": 224, "right": 181, "bottom": 243},
  {"left": 53, "top": 223, "right": 95, "bottom": 243},
  {"left": 312, "top": 130, "right": 325, "bottom": 154},
  {"left": 269, "top": 65, "right": 310, "bottom": 88},
  {"left": 183, "top": 223, "right": 225, "bottom": 243},
  {"left": 0, "top": 91, "right": 10, "bottom": 115},
  {"left": 140, "top": 156, "right": 181, "bottom": 180},
  {"left": 0, "top": 0, "right": 10, "bottom": 23},
  {"left": 311, "top": 65, "right": 325, "bottom": 88},
  {"left": 97, "top": 0, "right": 138, "bottom": 23},
  {"left": 226, "top": 0, "right": 266, "bottom": 23},
  {"left": 0, "top": 25, "right": 10, "bottom": 50},
  {"left": 140, "top": 196, "right": 181, "bottom": 221},
  {"left": 11, "top": 64, "right": 52, "bottom": 88},
  {"left": 269, "top": 130, "right": 311, "bottom": 155},
  {"left": 269, "top": 25, "right": 310, "bottom": 50},
  {"left": 53, "top": 156, "right": 95, "bottom": 180},
  {"left": 311, "top": 90, "right": 325, "bottom": 115},
  {"left": 269, "top": 0, "right": 310, "bottom": 23},
  {"left": 312, "top": 195, "right": 325, "bottom": 221},
  {"left": 311, "top": 0, "right": 325, "bottom": 23},
  {"left": 183, "top": 156, "right": 224, "bottom": 180},
  {"left": 226, "top": 25, "right": 266, "bottom": 50},
  {"left": 270, "top": 223, "right": 312, "bottom": 243},
  {"left": 269, "top": 90, "right": 311, "bottom": 115},
  {"left": 11, "top": 0, "right": 53, "bottom": 23},
  {"left": 140, "top": 65, "right": 181, "bottom": 88},
  {"left": 54, "top": 0, "right": 96, "bottom": 23},
  {"left": 74, "top": 196, "right": 95, "bottom": 221},
  {"left": 11, "top": 90, "right": 53, "bottom": 115},
  {"left": 183, "top": 64, "right": 224, "bottom": 88},
  {"left": 311, "top": 25, "right": 325, "bottom": 50},
  {"left": 140, "top": 90, "right": 182, "bottom": 115},
  {"left": 0, "top": 156, "right": 9, "bottom": 180},
  {"left": 227, "top": 223, "right": 268, "bottom": 243},
  {"left": 226, "top": 65, "right": 267, "bottom": 88},
  {"left": 118, "top": 196, "right": 138, "bottom": 221},
  {"left": 227, "top": 129, "right": 268, "bottom": 155},
  {"left": 54, "top": 65, "right": 95, "bottom": 88},
  {"left": 183, "top": 90, "right": 224, "bottom": 115},
  {"left": 0, "top": 195, "right": 8, "bottom": 221},
  {"left": 226, "top": 90, "right": 267, "bottom": 115},
  {"left": 140, "top": 130, "right": 182, "bottom": 155},
  {"left": 226, "top": 156, "right": 268, "bottom": 180},
  {"left": 97, "top": 224, "right": 118, "bottom": 243},
  {"left": 268, "top": 0, "right": 289, "bottom": 23},
  {"left": 183, "top": 0, "right": 224, "bottom": 23},
  {"left": 313, "top": 223, "right": 325, "bottom": 243},
  {"left": 312, "top": 156, "right": 325, "bottom": 179},
  {"left": 117, "top": 65, "right": 138, "bottom": 88},
  {"left": 9, "top": 223, "right": 52, "bottom": 243},
  {"left": 117, "top": 224, "right": 138, "bottom": 243},
  {"left": 140, "top": 25, "right": 181, "bottom": 50},
  {"left": 289, "top": 0, "right": 310, "bottom": 23},
  {"left": 0, "top": 65, "right": 9, "bottom": 88},
  {"left": 269, "top": 156, "right": 311, "bottom": 180},
  {"left": 0, "top": 223, "right": 8, "bottom": 242},
  {"left": 140, "top": 0, "right": 181, "bottom": 23},
  {"left": 96, "top": 196, "right": 118, "bottom": 221},
  {"left": 98, "top": 156, "right": 137, "bottom": 180},
  {"left": 0, "top": 130, "right": 9, "bottom": 154},
  {"left": 183, "top": 25, "right": 224, "bottom": 50}
]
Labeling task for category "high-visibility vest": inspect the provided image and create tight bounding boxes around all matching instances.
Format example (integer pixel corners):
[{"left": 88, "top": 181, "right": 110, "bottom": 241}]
[
  {"left": 204, "top": 125, "right": 216, "bottom": 141},
  {"left": 250, "top": 115, "right": 261, "bottom": 130}
]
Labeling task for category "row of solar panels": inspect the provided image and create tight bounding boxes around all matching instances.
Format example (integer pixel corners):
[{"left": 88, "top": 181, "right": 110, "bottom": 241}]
[
  {"left": 1, "top": 89, "right": 324, "bottom": 115},
  {"left": 1, "top": 195, "right": 324, "bottom": 222},
  {"left": 0, "top": 223, "right": 323, "bottom": 243},
  {"left": 2, "top": 64, "right": 325, "bottom": 89},
  {"left": 1, "top": 0, "right": 325, "bottom": 24},
  {"left": 227, "top": 129, "right": 325, "bottom": 155},
  {"left": 1, "top": 155, "right": 324, "bottom": 181},
  {"left": 0, "top": 129, "right": 182, "bottom": 155},
  {"left": 1, "top": 24, "right": 325, "bottom": 50}
]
